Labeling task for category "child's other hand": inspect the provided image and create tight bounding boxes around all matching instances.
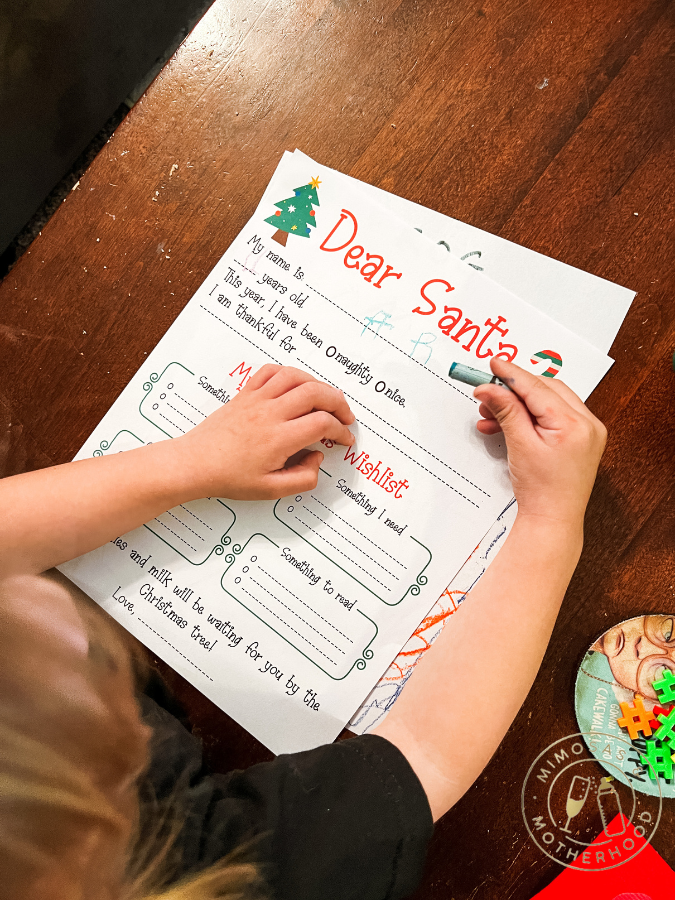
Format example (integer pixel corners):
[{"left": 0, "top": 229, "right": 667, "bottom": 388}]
[
  {"left": 174, "top": 365, "right": 356, "bottom": 501},
  {"left": 473, "top": 358, "right": 607, "bottom": 527}
]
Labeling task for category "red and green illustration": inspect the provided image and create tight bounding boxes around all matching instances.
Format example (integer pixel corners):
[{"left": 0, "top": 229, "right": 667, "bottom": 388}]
[
  {"left": 264, "top": 177, "right": 321, "bottom": 246},
  {"left": 530, "top": 349, "right": 563, "bottom": 378}
]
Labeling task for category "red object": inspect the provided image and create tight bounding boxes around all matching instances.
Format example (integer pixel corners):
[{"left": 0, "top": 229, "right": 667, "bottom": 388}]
[
  {"left": 649, "top": 705, "right": 674, "bottom": 731},
  {"left": 530, "top": 815, "right": 675, "bottom": 899},
  {"left": 613, "top": 894, "right": 655, "bottom": 899},
  {"left": 275, "top": 210, "right": 281, "bottom": 216}
]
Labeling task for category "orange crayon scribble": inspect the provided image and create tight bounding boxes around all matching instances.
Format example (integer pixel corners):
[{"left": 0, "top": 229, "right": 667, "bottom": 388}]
[{"left": 384, "top": 589, "right": 465, "bottom": 681}]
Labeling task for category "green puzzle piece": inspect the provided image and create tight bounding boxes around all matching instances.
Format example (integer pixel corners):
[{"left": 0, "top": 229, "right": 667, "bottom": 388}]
[
  {"left": 641, "top": 737, "right": 674, "bottom": 781},
  {"left": 655, "top": 706, "right": 675, "bottom": 749},
  {"left": 653, "top": 669, "right": 675, "bottom": 704}
]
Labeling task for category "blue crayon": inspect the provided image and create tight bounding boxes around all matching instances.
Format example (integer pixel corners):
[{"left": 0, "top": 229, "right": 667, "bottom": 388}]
[{"left": 448, "top": 362, "right": 512, "bottom": 391}]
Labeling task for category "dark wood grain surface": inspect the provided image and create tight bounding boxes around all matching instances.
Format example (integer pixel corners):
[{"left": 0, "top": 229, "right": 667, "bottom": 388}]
[{"left": 1, "top": 1, "right": 674, "bottom": 896}]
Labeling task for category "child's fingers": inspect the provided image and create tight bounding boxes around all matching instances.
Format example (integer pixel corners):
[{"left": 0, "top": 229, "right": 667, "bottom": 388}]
[
  {"left": 265, "top": 450, "right": 323, "bottom": 497},
  {"left": 242, "top": 363, "right": 282, "bottom": 391},
  {"left": 541, "top": 376, "right": 594, "bottom": 417},
  {"left": 476, "top": 417, "right": 503, "bottom": 436},
  {"left": 488, "top": 357, "right": 588, "bottom": 418},
  {"left": 488, "top": 358, "right": 576, "bottom": 426},
  {"left": 476, "top": 400, "right": 503, "bottom": 434},
  {"left": 257, "top": 366, "right": 321, "bottom": 399},
  {"left": 477, "top": 401, "right": 497, "bottom": 421},
  {"left": 286, "top": 410, "right": 355, "bottom": 448},
  {"left": 280, "top": 381, "right": 355, "bottom": 425},
  {"left": 473, "top": 382, "right": 535, "bottom": 439}
]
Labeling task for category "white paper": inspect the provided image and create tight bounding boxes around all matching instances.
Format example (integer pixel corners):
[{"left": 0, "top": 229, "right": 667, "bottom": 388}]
[
  {"left": 294, "top": 150, "right": 634, "bottom": 354},
  {"left": 351, "top": 500, "right": 518, "bottom": 733},
  {"left": 60, "top": 152, "right": 615, "bottom": 753},
  {"left": 329, "top": 148, "right": 634, "bottom": 734}
]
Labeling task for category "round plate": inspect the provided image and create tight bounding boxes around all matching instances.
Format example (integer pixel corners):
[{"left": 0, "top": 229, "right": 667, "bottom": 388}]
[{"left": 575, "top": 613, "right": 675, "bottom": 799}]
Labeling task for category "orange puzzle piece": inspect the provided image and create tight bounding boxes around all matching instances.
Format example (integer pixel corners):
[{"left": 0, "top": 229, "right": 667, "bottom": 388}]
[{"left": 617, "top": 697, "right": 654, "bottom": 740}]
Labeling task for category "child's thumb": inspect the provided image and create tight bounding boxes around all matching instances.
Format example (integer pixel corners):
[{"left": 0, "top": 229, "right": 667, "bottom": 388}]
[{"left": 474, "top": 385, "right": 532, "bottom": 441}]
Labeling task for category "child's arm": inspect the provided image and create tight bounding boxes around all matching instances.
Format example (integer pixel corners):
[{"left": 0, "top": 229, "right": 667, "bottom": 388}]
[
  {"left": 372, "top": 357, "right": 607, "bottom": 822},
  {"left": 0, "top": 365, "right": 355, "bottom": 578}
]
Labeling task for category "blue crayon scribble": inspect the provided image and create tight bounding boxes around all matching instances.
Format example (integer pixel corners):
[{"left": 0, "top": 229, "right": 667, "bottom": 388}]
[
  {"left": 362, "top": 310, "right": 394, "bottom": 337},
  {"left": 409, "top": 332, "right": 436, "bottom": 365}
]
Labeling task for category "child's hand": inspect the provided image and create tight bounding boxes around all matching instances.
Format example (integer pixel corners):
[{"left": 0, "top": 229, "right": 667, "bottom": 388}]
[
  {"left": 174, "top": 364, "right": 356, "bottom": 501},
  {"left": 473, "top": 358, "right": 606, "bottom": 527}
]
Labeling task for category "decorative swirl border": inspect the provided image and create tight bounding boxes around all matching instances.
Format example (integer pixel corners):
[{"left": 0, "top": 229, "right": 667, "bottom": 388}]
[
  {"left": 272, "top": 498, "right": 433, "bottom": 606},
  {"left": 398, "top": 535, "right": 432, "bottom": 604},
  {"left": 223, "top": 542, "right": 243, "bottom": 565},
  {"left": 93, "top": 429, "right": 145, "bottom": 456},
  {"left": 221, "top": 533, "right": 379, "bottom": 680},
  {"left": 214, "top": 535, "right": 232, "bottom": 557},
  {"left": 138, "top": 361, "right": 195, "bottom": 439},
  {"left": 143, "top": 500, "right": 236, "bottom": 566}
]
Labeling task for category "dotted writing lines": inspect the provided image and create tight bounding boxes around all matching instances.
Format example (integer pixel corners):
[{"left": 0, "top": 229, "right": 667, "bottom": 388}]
[
  {"left": 309, "top": 495, "right": 407, "bottom": 568},
  {"left": 304, "top": 281, "right": 477, "bottom": 402},
  {"left": 257, "top": 565, "right": 353, "bottom": 642},
  {"left": 298, "top": 358, "right": 489, "bottom": 498},
  {"left": 199, "top": 305, "right": 284, "bottom": 366},
  {"left": 159, "top": 412, "right": 186, "bottom": 434},
  {"left": 295, "top": 515, "right": 392, "bottom": 590},
  {"left": 153, "top": 517, "right": 198, "bottom": 552},
  {"left": 180, "top": 505, "right": 213, "bottom": 530},
  {"left": 302, "top": 505, "right": 399, "bottom": 579},
  {"left": 137, "top": 617, "right": 213, "bottom": 680},
  {"left": 167, "top": 402, "right": 198, "bottom": 427},
  {"left": 174, "top": 391, "right": 207, "bottom": 417},
  {"left": 234, "top": 259, "right": 257, "bottom": 276},
  {"left": 241, "top": 588, "right": 337, "bottom": 666},
  {"left": 356, "top": 420, "right": 480, "bottom": 509},
  {"left": 250, "top": 577, "right": 346, "bottom": 655},
  {"left": 165, "top": 509, "right": 205, "bottom": 542}
]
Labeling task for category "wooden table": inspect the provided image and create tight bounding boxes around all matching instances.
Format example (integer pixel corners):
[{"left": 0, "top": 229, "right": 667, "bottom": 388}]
[{"left": 1, "top": 1, "right": 674, "bottom": 896}]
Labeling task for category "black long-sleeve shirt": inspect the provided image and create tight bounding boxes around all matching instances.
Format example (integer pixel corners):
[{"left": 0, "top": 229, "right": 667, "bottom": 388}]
[{"left": 139, "top": 687, "right": 433, "bottom": 900}]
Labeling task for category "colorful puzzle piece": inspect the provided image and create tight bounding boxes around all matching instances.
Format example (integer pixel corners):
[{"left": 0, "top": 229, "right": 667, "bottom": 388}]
[
  {"left": 640, "top": 738, "right": 674, "bottom": 781},
  {"left": 649, "top": 704, "right": 673, "bottom": 730},
  {"left": 617, "top": 696, "right": 655, "bottom": 739},
  {"left": 654, "top": 707, "right": 675, "bottom": 748},
  {"left": 653, "top": 669, "right": 675, "bottom": 704}
]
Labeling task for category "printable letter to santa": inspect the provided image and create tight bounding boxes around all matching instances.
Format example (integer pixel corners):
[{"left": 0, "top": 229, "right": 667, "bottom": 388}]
[{"left": 60, "top": 153, "right": 613, "bottom": 754}]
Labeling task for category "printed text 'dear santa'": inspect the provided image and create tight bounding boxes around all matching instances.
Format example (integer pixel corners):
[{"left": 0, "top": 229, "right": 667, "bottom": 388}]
[
  {"left": 320, "top": 210, "right": 403, "bottom": 290},
  {"left": 413, "top": 279, "right": 518, "bottom": 363}
]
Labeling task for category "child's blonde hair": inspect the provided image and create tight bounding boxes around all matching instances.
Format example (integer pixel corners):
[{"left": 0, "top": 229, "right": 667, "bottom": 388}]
[{"left": 0, "top": 572, "right": 261, "bottom": 900}]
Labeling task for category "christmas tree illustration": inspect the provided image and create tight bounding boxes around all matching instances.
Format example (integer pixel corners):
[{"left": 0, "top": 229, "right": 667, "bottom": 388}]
[{"left": 264, "top": 177, "right": 320, "bottom": 246}]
